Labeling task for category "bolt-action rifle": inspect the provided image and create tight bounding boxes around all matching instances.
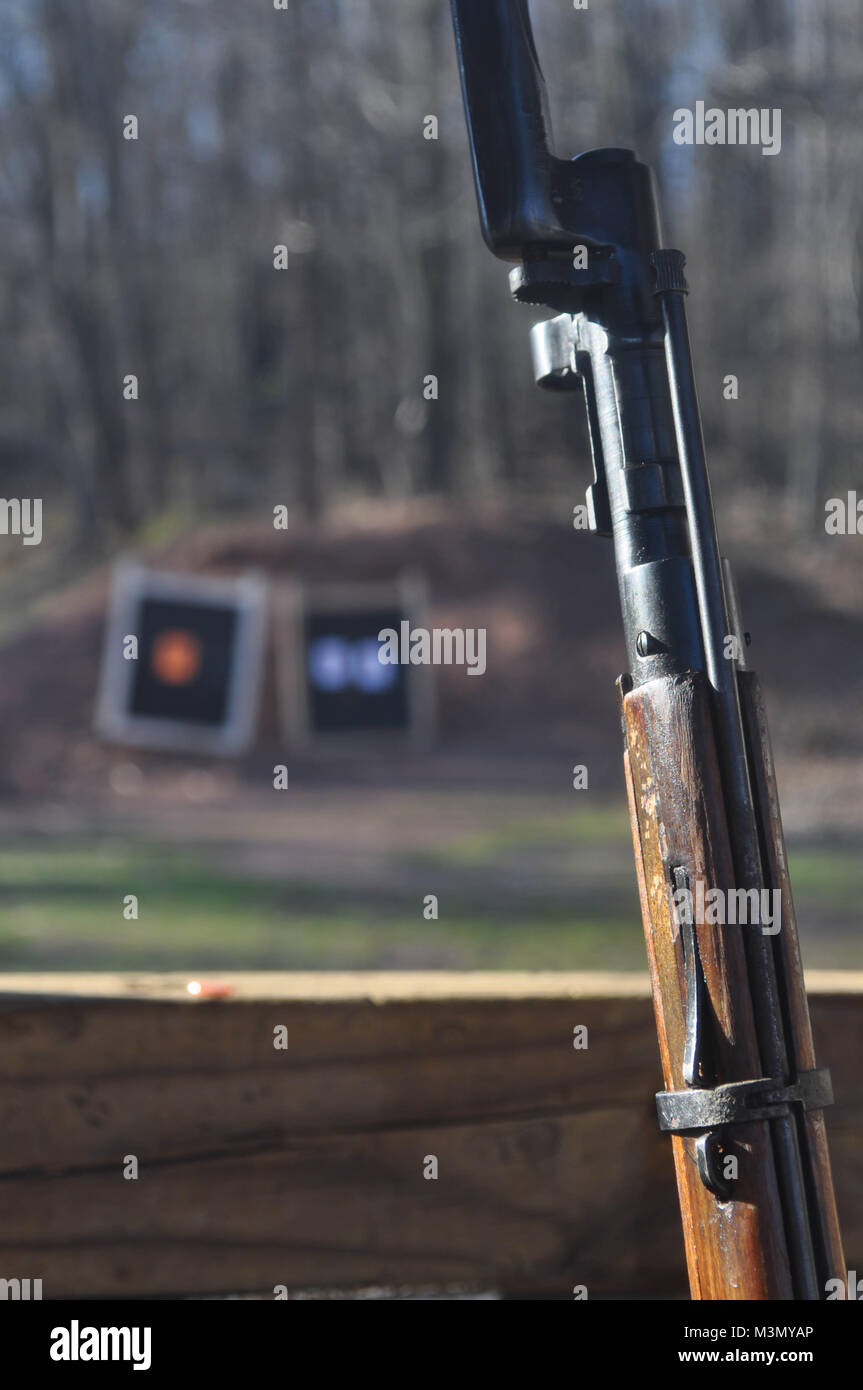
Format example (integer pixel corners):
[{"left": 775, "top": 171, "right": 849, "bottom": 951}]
[{"left": 450, "top": 0, "right": 844, "bottom": 1299}]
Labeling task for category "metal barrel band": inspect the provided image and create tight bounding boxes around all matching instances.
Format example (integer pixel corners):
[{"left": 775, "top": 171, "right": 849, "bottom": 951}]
[{"left": 656, "top": 1066, "right": 834, "bottom": 1134}]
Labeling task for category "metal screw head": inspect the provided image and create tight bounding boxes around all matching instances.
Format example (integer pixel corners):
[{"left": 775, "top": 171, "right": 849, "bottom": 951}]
[{"left": 636, "top": 630, "right": 667, "bottom": 658}]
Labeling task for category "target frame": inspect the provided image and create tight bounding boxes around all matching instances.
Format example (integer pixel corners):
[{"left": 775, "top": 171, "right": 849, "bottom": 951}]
[{"left": 95, "top": 563, "right": 267, "bottom": 755}]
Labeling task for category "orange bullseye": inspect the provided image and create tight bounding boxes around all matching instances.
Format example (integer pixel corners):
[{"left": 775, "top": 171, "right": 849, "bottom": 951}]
[{"left": 150, "top": 629, "right": 203, "bottom": 686}]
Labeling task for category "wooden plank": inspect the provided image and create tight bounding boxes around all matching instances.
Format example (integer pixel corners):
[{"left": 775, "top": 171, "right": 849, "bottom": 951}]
[
  {"left": 0, "top": 968, "right": 859, "bottom": 1001},
  {"left": 0, "top": 972, "right": 857, "bottom": 1299},
  {"left": 0, "top": 970, "right": 658, "bottom": 1002}
]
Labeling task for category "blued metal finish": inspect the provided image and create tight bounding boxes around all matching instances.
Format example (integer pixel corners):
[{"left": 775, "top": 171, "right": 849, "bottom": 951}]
[
  {"left": 695, "top": 1134, "right": 732, "bottom": 1201},
  {"left": 449, "top": 0, "right": 571, "bottom": 260},
  {"left": 574, "top": 316, "right": 702, "bottom": 682},
  {"left": 657, "top": 1069, "right": 834, "bottom": 1132},
  {"left": 673, "top": 867, "right": 704, "bottom": 1088}
]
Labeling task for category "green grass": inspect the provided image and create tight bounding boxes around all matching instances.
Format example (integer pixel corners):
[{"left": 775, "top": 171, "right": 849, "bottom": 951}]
[
  {"left": 784, "top": 847, "right": 863, "bottom": 904},
  {"left": 0, "top": 835, "right": 643, "bottom": 972},
  {"left": 412, "top": 804, "right": 632, "bottom": 867}
]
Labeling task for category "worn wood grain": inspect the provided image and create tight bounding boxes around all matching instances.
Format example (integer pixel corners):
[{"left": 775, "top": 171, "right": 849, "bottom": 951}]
[
  {"left": 624, "top": 673, "right": 792, "bottom": 1298},
  {"left": 0, "top": 971, "right": 858, "bottom": 1299}
]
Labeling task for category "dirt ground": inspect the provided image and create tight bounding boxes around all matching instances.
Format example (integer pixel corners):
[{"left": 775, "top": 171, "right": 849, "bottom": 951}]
[{"left": 2, "top": 497, "right": 863, "bottom": 801}]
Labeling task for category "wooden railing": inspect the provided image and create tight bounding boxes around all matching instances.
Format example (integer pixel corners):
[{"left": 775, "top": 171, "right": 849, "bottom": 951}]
[{"left": 0, "top": 972, "right": 859, "bottom": 1299}]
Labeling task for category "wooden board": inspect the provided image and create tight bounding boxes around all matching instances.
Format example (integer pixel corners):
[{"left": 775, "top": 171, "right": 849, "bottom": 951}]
[{"left": 0, "top": 971, "right": 859, "bottom": 1299}]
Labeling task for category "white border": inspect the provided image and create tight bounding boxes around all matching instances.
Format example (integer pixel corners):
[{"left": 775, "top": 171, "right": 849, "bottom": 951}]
[{"left": 95, "top": 562, "right": 268, "bottom": 756}]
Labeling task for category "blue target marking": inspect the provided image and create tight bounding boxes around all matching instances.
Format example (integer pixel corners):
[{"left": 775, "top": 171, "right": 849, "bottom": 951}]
[{"left": 308, "top": 635, "right": 398, "bottom": 695}]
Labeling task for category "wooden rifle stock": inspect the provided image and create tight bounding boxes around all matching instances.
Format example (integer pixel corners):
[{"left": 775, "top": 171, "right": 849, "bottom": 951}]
[{"left": 622, "top": 671, "right": 844, "bottom": 1297}]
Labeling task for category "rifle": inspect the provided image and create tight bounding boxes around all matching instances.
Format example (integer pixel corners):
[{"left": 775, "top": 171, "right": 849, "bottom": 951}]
[{"left": 449, "top": 0, "right": 845, "bottom": 1300}]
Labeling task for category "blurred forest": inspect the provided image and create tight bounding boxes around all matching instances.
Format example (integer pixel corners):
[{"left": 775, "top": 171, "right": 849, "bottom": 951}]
[
  {"left": 1, "top": 0, "right": 862, "bottom": 557},
  {"left": 0, "top": 1, "right": 862, "bottom": 974}
]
